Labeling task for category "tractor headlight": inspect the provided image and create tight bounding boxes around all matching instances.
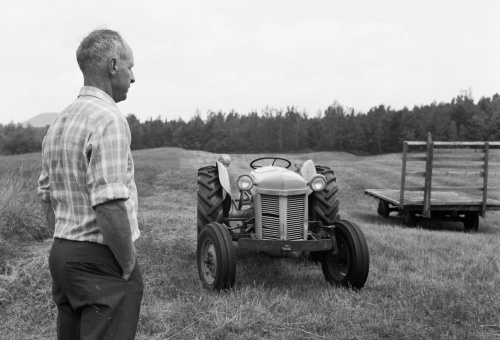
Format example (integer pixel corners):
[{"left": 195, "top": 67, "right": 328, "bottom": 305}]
[
  {"left": 309, "top": 175, "right": 326, "bottom": 192},
  {"left": 237, "top": 174, "right": 254, "bottom": 191}
]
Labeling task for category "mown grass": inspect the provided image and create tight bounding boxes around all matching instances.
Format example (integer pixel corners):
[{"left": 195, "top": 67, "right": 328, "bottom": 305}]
[
  {"left": 0, "top": 153, "right": 54, "bottom": 339},
  {"left": 0, "top": 153, "right": 52, "bottom": 274},
  {"left": 1, "top": 148, "right": 499, "bottom": 339},
  {"left": 0, "top": 155, "right": 51, "bottom": 241}
]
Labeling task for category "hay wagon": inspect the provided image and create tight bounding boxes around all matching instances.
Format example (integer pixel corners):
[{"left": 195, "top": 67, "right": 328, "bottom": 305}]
[{"left": 365, "top": 133, "right": 500, "bottom": 231}]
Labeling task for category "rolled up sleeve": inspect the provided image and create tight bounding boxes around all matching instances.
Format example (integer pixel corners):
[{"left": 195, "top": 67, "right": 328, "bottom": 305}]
[{"left": 90, "top": 183, "right": 130, "bottom": 207}]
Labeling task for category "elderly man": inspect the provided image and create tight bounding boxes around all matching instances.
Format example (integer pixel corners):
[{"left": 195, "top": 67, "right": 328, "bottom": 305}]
[{"left": 38, "top": 29, "right": 143, "bottom": 339}]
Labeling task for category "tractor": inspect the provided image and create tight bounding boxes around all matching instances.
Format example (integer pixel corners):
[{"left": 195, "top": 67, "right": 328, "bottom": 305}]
[{"left": 197, "top": 155, "right": 369, "bottom": 290}]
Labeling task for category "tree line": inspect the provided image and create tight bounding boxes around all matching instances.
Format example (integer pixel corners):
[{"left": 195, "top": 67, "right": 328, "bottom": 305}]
[{"left": 1, "top": 91, "right": 499, "bottom": 156}]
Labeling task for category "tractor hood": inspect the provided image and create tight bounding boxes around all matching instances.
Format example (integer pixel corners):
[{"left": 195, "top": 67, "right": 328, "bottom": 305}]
[{"left": 250, "top": 166, "right": 308, "bottom": 193}]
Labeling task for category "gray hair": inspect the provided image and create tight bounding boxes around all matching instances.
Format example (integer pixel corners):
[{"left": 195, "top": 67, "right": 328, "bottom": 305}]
[{"left": 76, "top": 29, "right": 125, "bottom": 75}]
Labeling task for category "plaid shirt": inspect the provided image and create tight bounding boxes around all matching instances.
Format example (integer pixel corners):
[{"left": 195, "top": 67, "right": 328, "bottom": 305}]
[{"left": 38, "top": 86, "right": 139, "bottom": 243}]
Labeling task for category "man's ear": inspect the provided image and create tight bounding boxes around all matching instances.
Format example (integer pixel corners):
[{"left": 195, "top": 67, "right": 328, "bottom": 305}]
[{"left": 108, "top": 57, "right": 118, "bottom": 75}]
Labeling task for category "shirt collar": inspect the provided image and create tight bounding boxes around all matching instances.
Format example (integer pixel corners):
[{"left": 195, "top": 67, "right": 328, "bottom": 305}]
[{"left": 78, "top": 86, "right": 116, "bottom": 104}]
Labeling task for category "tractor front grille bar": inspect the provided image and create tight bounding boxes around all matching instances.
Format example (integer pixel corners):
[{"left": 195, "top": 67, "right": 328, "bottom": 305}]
[{"left": 260, "top": 194, "right": 306, "bottom": 241}]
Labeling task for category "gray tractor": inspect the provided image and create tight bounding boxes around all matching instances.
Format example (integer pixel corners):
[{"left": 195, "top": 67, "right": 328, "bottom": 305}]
[{"left": 197, "top": 155, "right": 369, "bottom": 290}]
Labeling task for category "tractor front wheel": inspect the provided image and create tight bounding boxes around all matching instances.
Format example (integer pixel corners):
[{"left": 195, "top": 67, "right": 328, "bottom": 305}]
[
  {"left": 320, "top": 220, "right": 369, "bottom": 289},
  {"left": 197, "top": 222, "right": 236, "bottom": 291}
]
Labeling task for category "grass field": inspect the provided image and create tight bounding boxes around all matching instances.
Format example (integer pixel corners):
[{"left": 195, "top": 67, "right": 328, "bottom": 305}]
[{"left": 1, "top": 148, "right": 499, "bottom": 339}]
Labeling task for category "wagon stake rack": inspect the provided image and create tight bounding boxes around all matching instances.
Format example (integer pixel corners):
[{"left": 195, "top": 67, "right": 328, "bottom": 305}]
[{"left": 365, "top": 132, "right": 500, "bottom": 231}]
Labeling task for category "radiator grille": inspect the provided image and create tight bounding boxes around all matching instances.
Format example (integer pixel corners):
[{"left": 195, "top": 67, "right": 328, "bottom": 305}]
[
  {"left": 260, "top": 194, "right": 305, "bottom": 240},
  {"left": 261, "top": 195, "right": 280, "bottom": 240},
  {"left": 287, "top": 195, "right": 305, "bottom": 240}
]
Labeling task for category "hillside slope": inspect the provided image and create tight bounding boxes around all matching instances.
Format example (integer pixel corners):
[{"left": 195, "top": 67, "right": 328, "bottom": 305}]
[{"left": 23, "top": 112, "right": 58, "bottom": 127}]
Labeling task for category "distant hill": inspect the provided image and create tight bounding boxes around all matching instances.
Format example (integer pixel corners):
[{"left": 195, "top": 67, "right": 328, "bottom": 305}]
[{"left": 23, "top": 112, "right": 58, "bottom": 127}]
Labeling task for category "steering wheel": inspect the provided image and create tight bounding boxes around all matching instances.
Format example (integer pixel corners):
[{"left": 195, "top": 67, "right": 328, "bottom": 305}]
[{"left": 250, "top": 157, "right": 291, "bottom": 169}]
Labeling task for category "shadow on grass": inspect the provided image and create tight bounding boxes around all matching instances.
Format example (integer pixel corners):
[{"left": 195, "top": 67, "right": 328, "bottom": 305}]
[
  {"left": 354, "top": 211, "right": 479, "bottom": 233},
  {"left": 233, "top": 248, "right": 329, "bottom": 290},
  {"left": 354, "top": 211, "right": 405, "bottom": 227}
]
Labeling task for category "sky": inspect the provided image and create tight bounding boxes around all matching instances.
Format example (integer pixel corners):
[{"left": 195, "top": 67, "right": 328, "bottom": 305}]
[{"left": 1, "top": 0, "right": 499, "bottom": 124}]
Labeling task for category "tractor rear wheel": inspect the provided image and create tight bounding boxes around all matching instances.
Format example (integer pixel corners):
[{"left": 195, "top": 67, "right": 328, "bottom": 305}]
[
  {"left": 197, "top": 222, "right": 236, "bottom": 290},
  {"left": 320, "top": 220, "right": 369, "bottom": 289},
  {"left": 197, "top": 166, "right": 224, "bottom": 234},
  {"left": 311, "top": 165, "right": 340, "bottom": 225}
]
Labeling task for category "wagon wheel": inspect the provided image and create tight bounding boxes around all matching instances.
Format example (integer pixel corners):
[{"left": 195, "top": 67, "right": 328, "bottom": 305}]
[
  {"left": 320, "top": 220, "right": 369, "bottom": 289},
  {"left": 197, "top": 222, "right": 236, "bottom": 290},
  {"left": 463, "top": 213, "right": 479, "bottom": 233},
  {"left": 377, "top": 200, "right": 390, "bottom": 218},
  {"left": 403, "top": 210, "right": 416, "bottom": 227}
]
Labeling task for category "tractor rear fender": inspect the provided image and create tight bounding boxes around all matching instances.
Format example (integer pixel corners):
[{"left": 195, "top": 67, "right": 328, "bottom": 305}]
[
  {"left": 216, "top": 161, "right": 231, "bottom": 200},
  {"left": 299, "top": 160, "right": 317, "bottom": 195}
]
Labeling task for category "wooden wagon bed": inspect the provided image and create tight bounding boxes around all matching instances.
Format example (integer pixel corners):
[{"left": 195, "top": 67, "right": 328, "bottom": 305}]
[
  {"left": 365, "top": 189, "right": 500, "bottom": 211},
  {"left": 364, "top": 133, "right": 500, "bottom": 231}
]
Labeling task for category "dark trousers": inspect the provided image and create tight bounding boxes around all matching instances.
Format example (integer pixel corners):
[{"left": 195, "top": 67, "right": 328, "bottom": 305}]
[{"left": 49, "top": 238, "right": 143, "bottom": 340}]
